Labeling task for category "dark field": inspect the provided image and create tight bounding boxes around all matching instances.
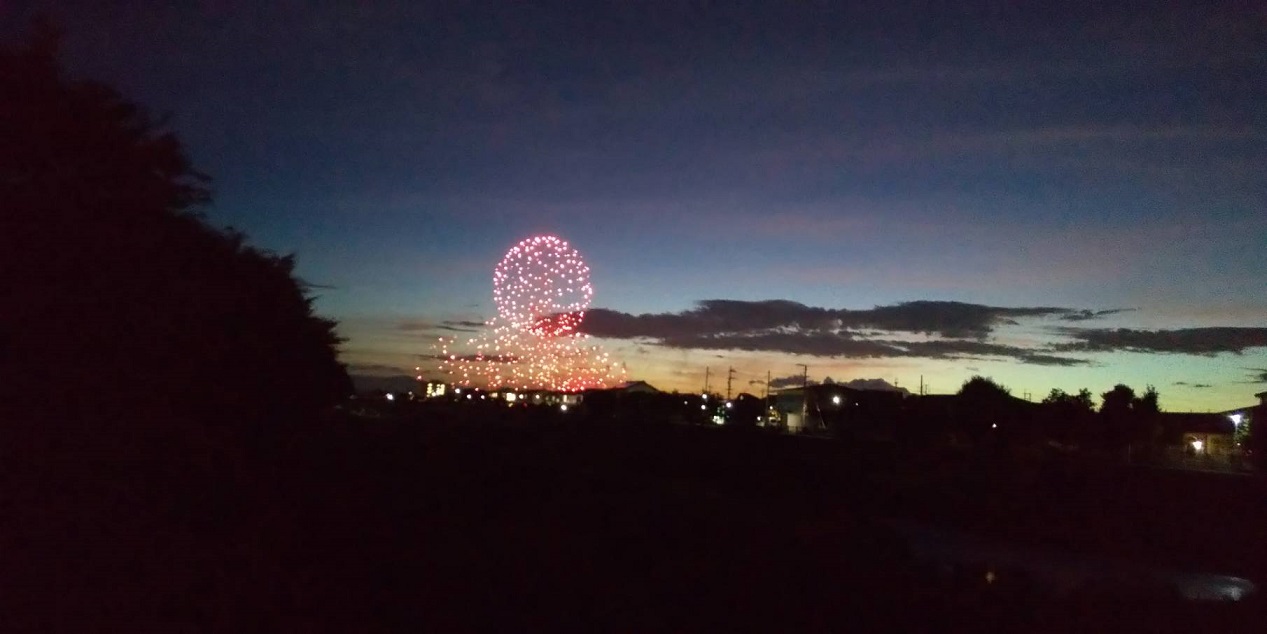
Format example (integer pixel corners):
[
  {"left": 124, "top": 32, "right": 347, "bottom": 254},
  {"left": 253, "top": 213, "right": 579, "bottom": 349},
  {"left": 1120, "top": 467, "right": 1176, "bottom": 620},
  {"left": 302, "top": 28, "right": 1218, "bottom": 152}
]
[{"left": 8, "top": 407, "right": 1266, "bottom": 632}]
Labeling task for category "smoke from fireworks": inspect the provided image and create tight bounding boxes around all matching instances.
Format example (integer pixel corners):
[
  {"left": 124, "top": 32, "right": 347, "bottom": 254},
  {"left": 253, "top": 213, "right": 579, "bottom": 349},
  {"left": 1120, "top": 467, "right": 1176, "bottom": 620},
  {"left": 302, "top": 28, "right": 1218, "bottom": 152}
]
[{"left": 438, "top": 235, "right": 624, "bottom": 391}]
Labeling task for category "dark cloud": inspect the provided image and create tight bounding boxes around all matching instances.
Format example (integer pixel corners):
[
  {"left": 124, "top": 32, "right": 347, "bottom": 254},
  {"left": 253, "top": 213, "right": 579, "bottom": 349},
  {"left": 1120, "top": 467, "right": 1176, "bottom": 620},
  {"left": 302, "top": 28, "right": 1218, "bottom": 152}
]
[
  {"left": 769, "top": 374, "right": 817, "bottom": 389},
  {"left": 1248, "top": 369, "right": 1267, "bottom": 384},
  {"left": 855, "top": 301, "right": 1071, "bottom": 338},
  {"left": 578, "top": 299, "right": 1091, "bottom": 365},
  {"left": 1014, "top": 353, "right": 1091, "bottom": 367},
  {"left": 1055, "top": 327, "right": 1267, "bottom": 355},
  {"left": 666, "top": 329, "right": 1087, "bottom": 365},
  {"left": 582, "top": 299, "right": 1075, "bottom": 341},
  {"left": 1059, "top": 308, "right": 1134, "bottom": 321}
]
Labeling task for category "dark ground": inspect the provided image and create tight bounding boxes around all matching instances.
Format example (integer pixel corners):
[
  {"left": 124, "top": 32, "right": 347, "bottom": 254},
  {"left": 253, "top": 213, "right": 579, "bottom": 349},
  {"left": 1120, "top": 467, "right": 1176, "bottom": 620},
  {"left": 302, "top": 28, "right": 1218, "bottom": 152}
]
[{"left": 6, "top": 405, "right": 1266, "bottom": 632}]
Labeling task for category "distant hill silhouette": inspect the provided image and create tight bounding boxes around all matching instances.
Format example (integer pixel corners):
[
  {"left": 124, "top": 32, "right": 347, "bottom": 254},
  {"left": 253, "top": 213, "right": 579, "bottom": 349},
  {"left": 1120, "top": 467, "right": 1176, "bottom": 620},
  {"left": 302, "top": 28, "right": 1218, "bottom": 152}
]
[{"left": 840, "top": 378, "right": 911, "bottom": 395}]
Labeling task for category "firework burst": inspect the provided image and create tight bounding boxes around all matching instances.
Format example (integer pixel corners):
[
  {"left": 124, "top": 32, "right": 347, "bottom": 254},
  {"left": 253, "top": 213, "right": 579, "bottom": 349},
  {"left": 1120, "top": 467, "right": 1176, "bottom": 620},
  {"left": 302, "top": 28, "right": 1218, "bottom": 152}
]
[{"left": 437, "top": 235, "right": 624, "bottom": 391}]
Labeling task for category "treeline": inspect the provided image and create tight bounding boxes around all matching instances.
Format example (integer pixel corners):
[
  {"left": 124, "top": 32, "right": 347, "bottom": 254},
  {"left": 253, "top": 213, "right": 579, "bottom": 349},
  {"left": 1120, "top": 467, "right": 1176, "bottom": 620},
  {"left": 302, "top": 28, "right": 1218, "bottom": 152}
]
[{"left": 903, "top": 376, "right": 1258, "bottom": 467}]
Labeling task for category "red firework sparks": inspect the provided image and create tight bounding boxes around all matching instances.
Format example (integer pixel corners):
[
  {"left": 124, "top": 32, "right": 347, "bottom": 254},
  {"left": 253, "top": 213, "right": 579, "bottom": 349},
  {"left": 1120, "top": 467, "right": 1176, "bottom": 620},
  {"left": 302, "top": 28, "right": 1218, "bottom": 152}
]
[{"left": 492, "top": 235, "right": 592, "bottom": 337}]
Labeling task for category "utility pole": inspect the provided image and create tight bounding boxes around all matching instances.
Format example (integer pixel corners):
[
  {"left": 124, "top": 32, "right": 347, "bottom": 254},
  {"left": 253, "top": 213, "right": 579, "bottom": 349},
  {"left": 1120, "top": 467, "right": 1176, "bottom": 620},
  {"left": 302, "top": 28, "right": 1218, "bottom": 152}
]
[
  {"left": 703, "top": 366, "right": 710, "bottom": 396},
  {"left": 726, "top": 367, "right": 735, "bottom": 402},
  {"left": 765, "top": 370, "right": 771, "bottom": 400},
  {"left": 795, "top": 363, "right": 809, "bottom": 426},
  {"left": 919, "top": 375, "right": 924, "bottom": 396}
]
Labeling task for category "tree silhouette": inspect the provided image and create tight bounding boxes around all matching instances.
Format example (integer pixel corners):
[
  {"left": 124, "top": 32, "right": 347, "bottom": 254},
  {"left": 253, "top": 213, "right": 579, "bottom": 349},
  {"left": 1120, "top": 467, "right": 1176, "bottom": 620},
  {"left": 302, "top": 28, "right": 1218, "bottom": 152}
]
[
  {"left": 1041, "top": 388, "right": 1095, "bottom": 446},
  {"left": 1, "top": 27, "right": 351, "bottom": 426},
  {"left": 957, "top": 375, "right": 1014, "bottom": 442},
  {"left": 1097, "top": 384, "right": 1161, "bottom": 462},
  {"left": 1042, "top": 388, "right": 1095, "bottom": 412},
  {"left": 2, "top": 24, "right": 355, "bottom": 629},
  {"left": 1130, "top": 385, "right": 1161, "bottom": 461},
  {"left": 958, "top": 375, "right": 1012, "bottom": 401}
]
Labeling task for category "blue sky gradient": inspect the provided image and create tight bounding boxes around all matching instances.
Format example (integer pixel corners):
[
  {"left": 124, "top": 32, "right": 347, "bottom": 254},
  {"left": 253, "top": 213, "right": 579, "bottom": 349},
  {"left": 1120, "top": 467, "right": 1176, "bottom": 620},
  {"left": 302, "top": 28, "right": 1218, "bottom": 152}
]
[{"left": 7, "top": 1, "right": 1265, "bottom": 409}]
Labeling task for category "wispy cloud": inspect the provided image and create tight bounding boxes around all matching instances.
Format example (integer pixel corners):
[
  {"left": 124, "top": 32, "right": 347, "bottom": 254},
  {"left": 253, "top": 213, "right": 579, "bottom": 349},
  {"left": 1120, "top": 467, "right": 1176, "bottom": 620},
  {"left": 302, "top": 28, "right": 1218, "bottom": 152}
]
[
  {"left": 438, "top": 319, "right": 486, "bottom": 332},
  {"left": 1173, "top": 381, "right": 1213, "bottom": 389},
  {"left": 396, "top": 320, "right": 435, "bottom": 332},
  {"left": 395, "top": 319, "right": 486, "bottom": 333},
  {"left": 1059, "top": 308, "right": 1136, "bottom": 322}
]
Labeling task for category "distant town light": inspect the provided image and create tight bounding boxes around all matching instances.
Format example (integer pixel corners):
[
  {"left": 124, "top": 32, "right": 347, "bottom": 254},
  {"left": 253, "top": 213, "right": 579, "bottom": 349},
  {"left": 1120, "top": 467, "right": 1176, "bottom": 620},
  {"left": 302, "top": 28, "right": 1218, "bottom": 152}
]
[
  {"left": 1192, "top": 439, "right": 1204, "bottom": 453},
  {"left": 560, "top": 404, "right": 568, "bottom": 412},
  {"left": 832, "top": 395, "right": 841, "bottom": 405},
  {"left": 725, "top": 401, "right": 733, "bottom": 409},
  {"left": 456, "top": 388, "right": 462, "bottom": 394},
  {"left": 386, "top": 393, "right": 395, "bottom": 401},
  {"left": 700, "top": 404, "right": 706, "bottom": 410},
  {"left": 1230, "top": 413, "right": 1244, "bottom": 427},
  {"left": 702, "top": 394, "right": 708, "bottom": 400},
  {"left": 991, "top": 423, "right": 997, "bottom": 429}
]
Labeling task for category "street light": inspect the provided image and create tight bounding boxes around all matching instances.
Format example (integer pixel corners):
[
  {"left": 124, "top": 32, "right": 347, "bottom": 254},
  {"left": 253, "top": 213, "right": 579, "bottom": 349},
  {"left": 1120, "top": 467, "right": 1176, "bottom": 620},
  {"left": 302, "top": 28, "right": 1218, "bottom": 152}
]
[{"left": 831, "top": 395, "right": 841, "bottom": 405}]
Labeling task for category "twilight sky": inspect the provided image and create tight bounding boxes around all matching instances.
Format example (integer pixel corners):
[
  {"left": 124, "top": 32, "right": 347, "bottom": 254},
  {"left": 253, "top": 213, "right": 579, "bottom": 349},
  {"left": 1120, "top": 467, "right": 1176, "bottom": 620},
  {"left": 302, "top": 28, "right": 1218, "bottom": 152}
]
[{"left": 9, "top": 1, "right": 1266, "bottom": 410}]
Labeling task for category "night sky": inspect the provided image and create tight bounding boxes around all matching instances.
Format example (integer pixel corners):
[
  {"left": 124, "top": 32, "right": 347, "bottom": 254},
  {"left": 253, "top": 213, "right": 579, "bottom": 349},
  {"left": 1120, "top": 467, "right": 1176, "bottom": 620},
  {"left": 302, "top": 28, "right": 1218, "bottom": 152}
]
[{"left": 9, "top": 1, "right": 1265, "bottom": 410}]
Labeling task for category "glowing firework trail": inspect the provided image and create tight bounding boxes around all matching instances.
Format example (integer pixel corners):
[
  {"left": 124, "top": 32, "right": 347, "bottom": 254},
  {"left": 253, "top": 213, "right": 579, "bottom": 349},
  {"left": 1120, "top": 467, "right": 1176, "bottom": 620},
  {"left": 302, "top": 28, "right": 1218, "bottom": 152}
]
[{"left": 438, "top": 235, "right": 623, "bottom": 392}]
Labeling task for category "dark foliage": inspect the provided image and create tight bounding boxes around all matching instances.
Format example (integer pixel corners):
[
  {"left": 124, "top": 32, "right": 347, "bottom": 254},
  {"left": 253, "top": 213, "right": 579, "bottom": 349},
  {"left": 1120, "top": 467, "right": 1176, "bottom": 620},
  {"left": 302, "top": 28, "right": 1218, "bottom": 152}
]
[
  {"left": 1040, "top": 388, "right": 1096, "bottom": 446},
  {"left": 958, "top": 375, "right": 1012, "bottom": 401},
  {"left": 2, "top": 25, "right": 352, "bottom": 630},
  {"left": 0, "top": 27, "right": 351, "bottom": 424}
]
